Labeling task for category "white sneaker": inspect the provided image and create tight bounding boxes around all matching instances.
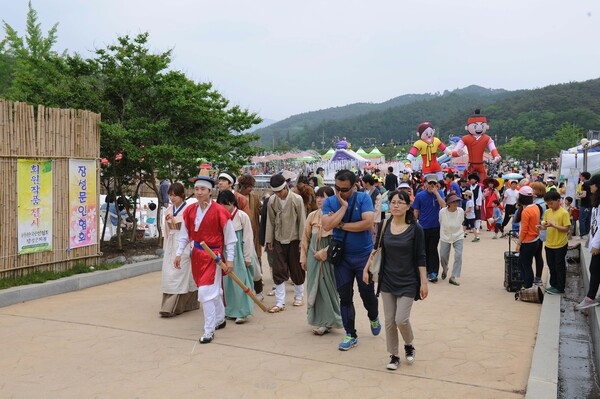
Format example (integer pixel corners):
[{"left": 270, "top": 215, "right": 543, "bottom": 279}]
[
  {"left": 255, "top": 293, "right": 264, "bottom": 302},
  {"left": 576, "top": 297, "right": 599, "bottom": 310},
  {"left": 267, "top": 287, "right": 276, "bottom": 296},
  {"left": 235, "top": 317, "right": 247, "bottom": 324}
]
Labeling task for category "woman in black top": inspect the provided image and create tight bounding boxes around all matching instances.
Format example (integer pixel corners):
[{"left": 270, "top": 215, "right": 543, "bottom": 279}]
[{"left": 363, "top": 190, "right": 428, "bottom": 370}]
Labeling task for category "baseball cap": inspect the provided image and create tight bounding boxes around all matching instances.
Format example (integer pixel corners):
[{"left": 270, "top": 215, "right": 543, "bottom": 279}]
[
  {"left": 518, "top": 186, "right": 533, "bottom": 196},
  {"left": 425, "top": 174, "right": 438, "bottom": 183}
]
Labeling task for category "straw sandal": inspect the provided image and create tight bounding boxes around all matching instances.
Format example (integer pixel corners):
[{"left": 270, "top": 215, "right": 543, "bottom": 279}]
[{"left": 268, "top": 305, "right": 285, "bottom": 313}]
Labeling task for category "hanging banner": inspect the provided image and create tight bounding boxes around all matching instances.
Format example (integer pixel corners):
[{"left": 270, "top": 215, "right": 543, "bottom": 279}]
[
  {"left": 68, "top": 159, "right": 97, "bottom": 248},
  {"left": 17, "top": 160, "right": 53, "bottom": 254}
]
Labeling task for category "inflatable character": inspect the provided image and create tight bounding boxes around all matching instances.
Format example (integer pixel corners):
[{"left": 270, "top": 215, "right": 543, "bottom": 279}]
[
  {"left": 451, "top": 109, "right": 501, "bottom": 181},
  {"left": 335, "top": 136, "right": 349, "bottom": 149},
  {"left": 406, "top": 122, "right": 451, "bottom": 180}
]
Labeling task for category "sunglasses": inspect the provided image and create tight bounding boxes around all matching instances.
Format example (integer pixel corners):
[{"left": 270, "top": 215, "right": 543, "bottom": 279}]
[
  {"left": 427, "top": 181, "right": 437, "bottom": 185},
  {"left": 334, "top": 185, "right": 352, "bottom": 193}
]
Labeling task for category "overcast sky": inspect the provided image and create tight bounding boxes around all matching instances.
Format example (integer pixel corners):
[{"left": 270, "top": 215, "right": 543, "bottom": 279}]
[{"left": 3, "top": 1, "right": 600, "bottom": 121}]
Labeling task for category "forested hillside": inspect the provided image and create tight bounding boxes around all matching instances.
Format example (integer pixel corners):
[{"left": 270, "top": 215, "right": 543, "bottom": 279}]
[
  {"left": 257, "top": 79, "right": 600, "bottom": 161},
  {"left": 255, "top": 92, "right": 437, "bottom": 147}
]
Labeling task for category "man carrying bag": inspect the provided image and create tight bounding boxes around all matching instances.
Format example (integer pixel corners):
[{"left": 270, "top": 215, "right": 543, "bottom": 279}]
[{"left": 322, "top": 170, "right": 379, "bottom": 351}]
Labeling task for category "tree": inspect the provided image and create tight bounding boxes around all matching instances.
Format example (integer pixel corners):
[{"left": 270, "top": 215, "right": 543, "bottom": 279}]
[
  {"left": 2, "top": 3, "right": 263, "bottom": 247},
  {"left": 545, "top": 122, "right": 585, "bottom": 154},
  {"left": 0, "top": 1, "right": 68, "bottom": 104},
  {"left": 93, "top": 33, "right": 261, "bottom": 243},
  {"left": 498, "top": 136, "right": 537, "bottom": 161}
]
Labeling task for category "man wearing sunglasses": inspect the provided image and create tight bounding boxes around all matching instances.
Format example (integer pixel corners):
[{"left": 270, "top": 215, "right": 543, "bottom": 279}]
[
  {"left": 322, "top": 169, "right": 379, "bottom": 351},
  {"left": 412, "top": 174, "right": 446, "bottom": 282}
]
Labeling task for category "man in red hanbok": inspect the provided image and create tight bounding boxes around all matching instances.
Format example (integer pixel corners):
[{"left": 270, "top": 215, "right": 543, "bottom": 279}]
[{"left": 174, "top": 176, "right": 237, "bottom": 344}]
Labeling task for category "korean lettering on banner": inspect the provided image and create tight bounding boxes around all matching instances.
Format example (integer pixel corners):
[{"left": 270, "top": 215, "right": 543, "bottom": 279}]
[
  {"left": 17, "top": 160, "right": 53, "bottom": 254},
  {"left": 69, "top": 159, "right": 97, "bottom": 248}
]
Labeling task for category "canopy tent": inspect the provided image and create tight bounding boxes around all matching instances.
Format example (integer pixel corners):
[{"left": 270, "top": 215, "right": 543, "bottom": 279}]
[
  {"left": 366, "top": 147, "right": 385, "bottom": 162},
  {"left": 330, "top": 149, "right": 369, "bottom": 163},
  {"left": 355, "top": 147, "right": 368, "bottom": 157},
  {"left": 251, "top": 150, "right": 320, "bottom": 163},
  {"left": 559, "top": 139, "right": 600, "bottom": 178},
  {"left": 321, "top": 148, "right": 336, "bottom": 160}
]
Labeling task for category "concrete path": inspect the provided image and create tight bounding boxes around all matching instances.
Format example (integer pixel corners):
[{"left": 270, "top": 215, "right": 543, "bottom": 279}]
[{"left": 0, "top": 231, "right": 557, "bottom": 398}]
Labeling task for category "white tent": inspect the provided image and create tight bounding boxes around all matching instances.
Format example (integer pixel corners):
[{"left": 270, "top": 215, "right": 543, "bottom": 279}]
[
  {"left": 559, "top": 140, "right": 600, "bottom": 201},
  {"left": 559, "top": 139, "right": 600, "bottom": 178}
]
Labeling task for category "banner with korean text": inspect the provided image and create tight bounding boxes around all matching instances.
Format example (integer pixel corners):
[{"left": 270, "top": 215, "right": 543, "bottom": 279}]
[
  {"left": 17, "top": 160, "right": 53, "bottom": 254},
  {"left": 68, "top": 159, "right": 98, "bottom": 248}
]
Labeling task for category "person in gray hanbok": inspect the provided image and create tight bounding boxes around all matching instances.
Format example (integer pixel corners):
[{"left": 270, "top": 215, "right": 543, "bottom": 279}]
[{"left": 300, "top": 186, "right": 342, "bottom": 335}]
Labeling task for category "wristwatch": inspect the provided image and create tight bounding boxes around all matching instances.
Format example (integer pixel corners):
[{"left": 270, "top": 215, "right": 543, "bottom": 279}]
[{"left": 339, "top": 222, "right": 345, "bottom": 230}]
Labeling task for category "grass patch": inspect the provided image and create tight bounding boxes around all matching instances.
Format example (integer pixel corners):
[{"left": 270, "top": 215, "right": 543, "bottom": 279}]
[{"left": 0, "top": 262, "right": 125, "bottom": 290}]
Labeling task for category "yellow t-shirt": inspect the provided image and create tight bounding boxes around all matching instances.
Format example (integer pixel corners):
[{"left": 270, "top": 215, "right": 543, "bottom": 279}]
[{"left": 543, "top": 207, "right": 570, "bottom": 249}]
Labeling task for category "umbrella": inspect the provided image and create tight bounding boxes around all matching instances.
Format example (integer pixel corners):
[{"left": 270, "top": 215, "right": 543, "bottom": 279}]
[{"left": 502, "top": 173, "right": 523, "bottom": 180}]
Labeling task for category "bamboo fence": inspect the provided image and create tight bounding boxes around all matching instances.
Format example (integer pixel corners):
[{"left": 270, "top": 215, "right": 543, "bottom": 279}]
[{"left": 0, "top": 99, "right": 101, "bottom": 278}]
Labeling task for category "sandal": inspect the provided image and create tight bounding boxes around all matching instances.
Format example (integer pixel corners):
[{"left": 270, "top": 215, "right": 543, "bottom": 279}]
[
  {"left": 268, "top": 305, "right": 285, "bottom": 313},
  {"left": 312, "top": 326, "right": 330, "bottom": 335}
]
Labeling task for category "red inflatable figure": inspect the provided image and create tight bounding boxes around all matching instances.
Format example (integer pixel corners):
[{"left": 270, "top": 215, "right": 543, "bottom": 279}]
[{"left": 451, "top": 109, "right": 500, "bottom": 181}]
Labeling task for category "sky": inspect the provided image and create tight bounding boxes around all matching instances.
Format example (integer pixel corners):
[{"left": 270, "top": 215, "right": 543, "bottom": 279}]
[{"left": 3, "top": 1, "right": 600, "bottom": 121}]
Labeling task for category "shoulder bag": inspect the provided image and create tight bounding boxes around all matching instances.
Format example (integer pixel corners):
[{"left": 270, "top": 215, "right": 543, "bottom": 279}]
[
  {"left": 367, "top": 218, "right": 390, "bottom": 282},
  {"left": 327, "top": 194, "right": 357, "bottom": 266}
]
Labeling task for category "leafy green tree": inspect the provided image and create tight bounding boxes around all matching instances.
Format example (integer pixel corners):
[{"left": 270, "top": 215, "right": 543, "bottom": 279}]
[
  {"left": 498, "top": 136, "right": 537, "bottom": 161},
  {"left": 92, "top": 33, "right": 261, "bottom": 243},
  {"left": 545, "top": 122, "right": 585, "bottom": 154},
  {"left": 0, "top": 1, "right": 68, "bottom": 104}
]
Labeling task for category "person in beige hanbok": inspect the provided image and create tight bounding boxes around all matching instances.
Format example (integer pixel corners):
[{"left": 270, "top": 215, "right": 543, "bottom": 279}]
[{"left": 160, "top": 182, "right": 199, "bottom": 317}]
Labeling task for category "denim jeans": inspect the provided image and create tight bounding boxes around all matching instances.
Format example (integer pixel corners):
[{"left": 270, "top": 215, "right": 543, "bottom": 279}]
[
  {"left": 580, "top": 206, "right": 591, "bottom": 237},
  {"left": 334, "top": 251, "right": 378, "bottom": 337}
]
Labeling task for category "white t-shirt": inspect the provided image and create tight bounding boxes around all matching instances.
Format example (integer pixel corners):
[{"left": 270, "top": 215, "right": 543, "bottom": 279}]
[
  {"left": 503, "top": 188, "right": 519, "bottom": 206},
  {"left": 439, "top": 207, "right": 465, "bottom": 243},
  {"left": 465, "top": 199, "right": 475, "bottom": 219}
]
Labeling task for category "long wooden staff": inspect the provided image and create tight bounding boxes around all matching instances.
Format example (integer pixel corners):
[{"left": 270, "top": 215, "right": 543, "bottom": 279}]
[{"left": 199, "top": 241, "right": 268, "bottom": 312}]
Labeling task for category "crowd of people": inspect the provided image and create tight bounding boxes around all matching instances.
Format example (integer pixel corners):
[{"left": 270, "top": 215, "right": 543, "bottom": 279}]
[{"left": 157, "top": 162, "right": 599, "bottom": 370}]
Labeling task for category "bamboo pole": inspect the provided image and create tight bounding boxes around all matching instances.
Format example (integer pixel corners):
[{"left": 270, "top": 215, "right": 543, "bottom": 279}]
[{"left": 199, "top": 241, "right": 268, "bottom": 312}]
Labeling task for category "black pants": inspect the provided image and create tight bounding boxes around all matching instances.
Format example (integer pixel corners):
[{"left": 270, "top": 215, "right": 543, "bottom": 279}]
[
  {"left": 423, "top": 227, "right": 440, "bottom": 275},
  {"left": 534, "top": 240, "right": 544, "bottom": 279},
  {"left": 501, "top": 204, "right": 517, "bottom": 229},
  {"left": 587, "top": 253, "right": 600, "bottom": 299},
  {"left": 545, "top": 245, "right": 567, "bottom": 292}
]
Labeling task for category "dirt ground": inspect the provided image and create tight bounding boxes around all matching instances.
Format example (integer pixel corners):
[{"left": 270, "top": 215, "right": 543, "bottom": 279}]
[{"left": 98, "top": 236, "right": 163, "bottom": 264}]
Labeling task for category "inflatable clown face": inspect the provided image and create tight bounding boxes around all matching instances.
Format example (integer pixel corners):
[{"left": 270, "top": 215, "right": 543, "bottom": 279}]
[
  {"left": 466, "top": 120, "right": 488, "bottom": 136},
  {"left": 465, "top": 110, "right": 489, "bottom": 136},
  {"left": 417, "top": 122, "right": 435, "bottom": 144}
]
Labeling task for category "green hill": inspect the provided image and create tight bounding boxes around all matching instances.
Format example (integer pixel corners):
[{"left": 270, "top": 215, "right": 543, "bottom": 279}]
[{"left": 256, "top": 80, "right": 600, "bottom": 153}]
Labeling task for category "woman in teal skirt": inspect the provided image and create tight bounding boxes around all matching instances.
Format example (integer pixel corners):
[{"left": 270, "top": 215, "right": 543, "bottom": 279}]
[
  {"left": 217, "top": 191, "right": 256, "bottom": 324},
  {"left": 300, "top": 186, "right": 343, "bottom": 335}
]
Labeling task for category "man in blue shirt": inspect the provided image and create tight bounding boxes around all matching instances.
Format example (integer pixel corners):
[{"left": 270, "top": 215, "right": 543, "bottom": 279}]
[
  {"left": 412, "top": 174, "right": 446, "bottom": 282},
  {"left": 445, "top": 173, "right": 461, "bottom": 197},
  {"left": 322, "top": 169, "right": 380, "bottom": 351}
]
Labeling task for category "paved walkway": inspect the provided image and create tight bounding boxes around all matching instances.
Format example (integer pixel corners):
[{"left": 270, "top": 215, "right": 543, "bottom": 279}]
[{"left": 0, "top": 232, "right": 556, "bottom": 398}]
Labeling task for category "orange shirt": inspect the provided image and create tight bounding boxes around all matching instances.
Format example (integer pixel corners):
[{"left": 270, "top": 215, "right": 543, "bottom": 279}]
[{"left": 520, "top": 205, "right": 540, "bottom": 243}]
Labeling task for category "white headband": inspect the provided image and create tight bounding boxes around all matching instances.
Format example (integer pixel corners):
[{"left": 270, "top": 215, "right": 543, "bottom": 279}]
[
  {"left": 218, "top": 172, "right": 234, "bottom": 184},
  {"left": 195, "top": 179, "right": 213, "bottom": 190},
  {"left": 271, "top": 182, "right": 287, "bottom": 192}
]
